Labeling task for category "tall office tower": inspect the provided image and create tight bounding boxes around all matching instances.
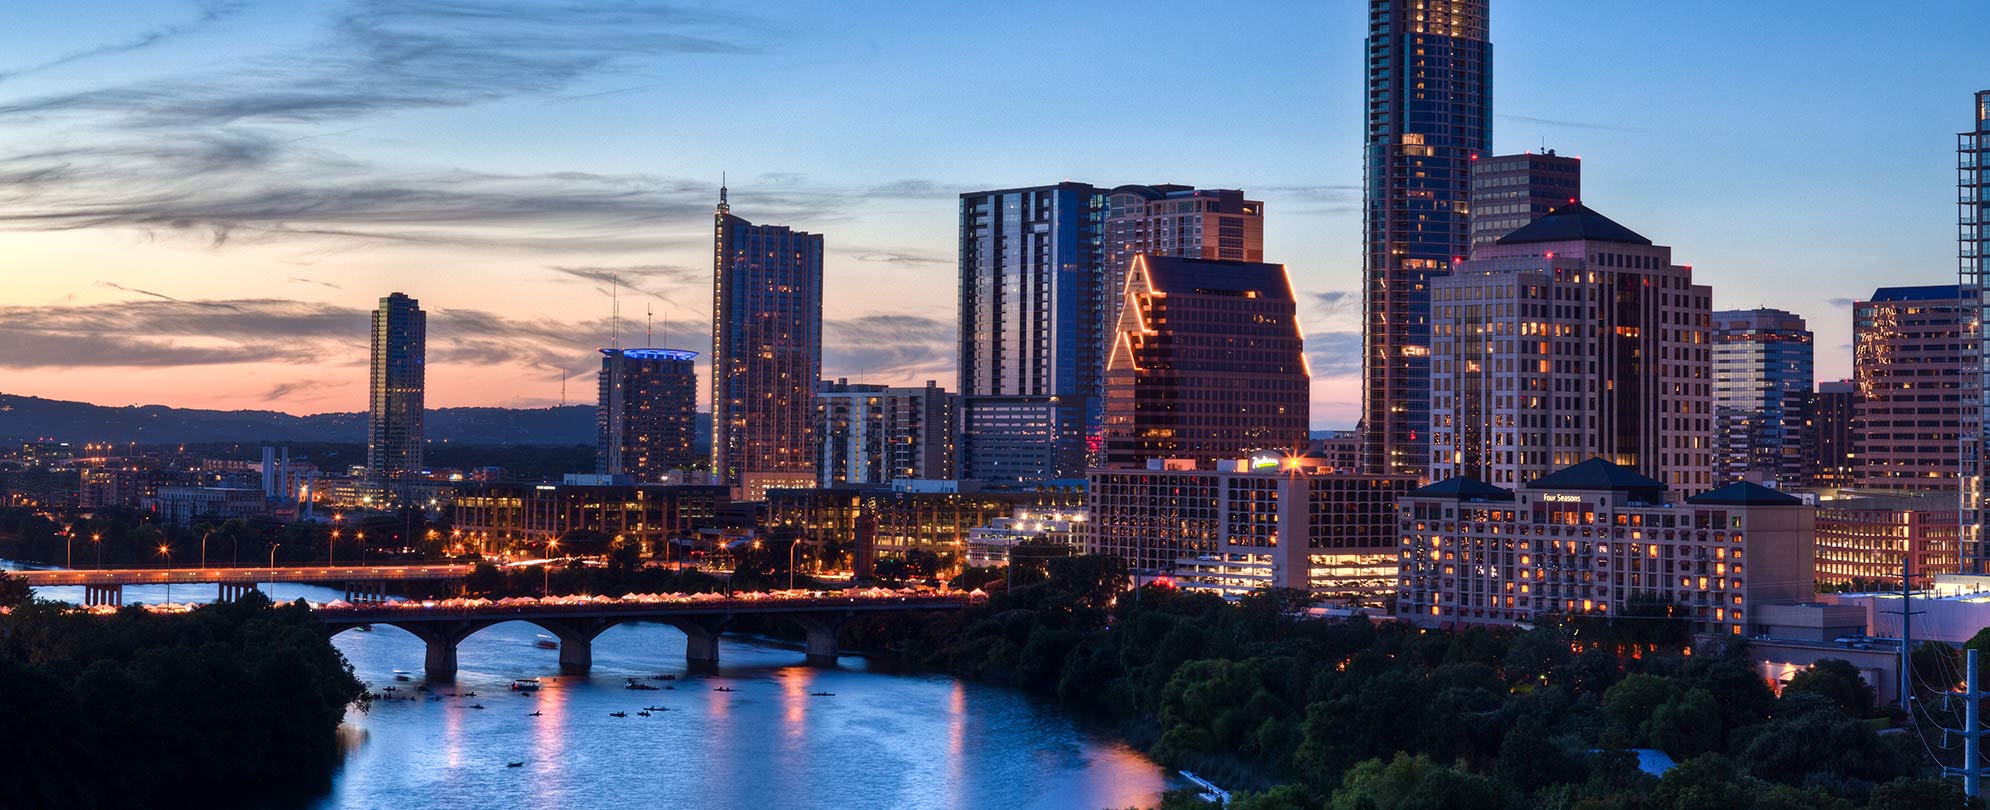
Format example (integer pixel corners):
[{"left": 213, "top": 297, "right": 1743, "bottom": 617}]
[
  {"left": 597, "top": 348, "right": 698, "bottom": 481},
  {"left": 366, "top": 292, "right": 425, "bottom": 495},
  {"left": 1809, "top": 380, "right": 1857, "bottom": 487},
  {"left": 958, "top": 183, "right": 1106, "bottom": 485},
  {"left": 815, "top": 379, "right": 957, "bottom": 487},
  {"left": 1103, "top": 256, "right": 1309, "bottom": 467},
  {"left": 1712, "top": 308, "right": 1814, "bottom": 486},
  {"left": 1960, "top": 90, "right": 1990, "bottom": 569},
  {"left": 1426, "top": 203, "right": 1715, "bottom": 494},
  {"left": 1469, "top": 150, "right": 1580, "bottom": 253},
  {"left": 1361, "top": 0, "right": 1492, "bottom": 478},
  {"left": 711, "top": 185, "right": 823, "bottom": 493},
  {"left": 1853, "top": 285, "right": 1971, "bottom": 492},
  {"left": 1102, "top": 186, "right": 1265, "bottom": 362}
]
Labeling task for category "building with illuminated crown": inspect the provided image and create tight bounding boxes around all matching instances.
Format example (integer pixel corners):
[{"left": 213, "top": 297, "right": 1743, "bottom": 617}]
[
  {"left": 597, "top": 348, "right": 698, "bottom": 482},
  {"left": 1394, "top": 459, "right": 1815, "bottom": 634},
  {"left": 711, "top": 185, "right": 823, "bottom": 491},
  {"left": 1852, "top": 285, "right": 1970, "bottom": 492}
]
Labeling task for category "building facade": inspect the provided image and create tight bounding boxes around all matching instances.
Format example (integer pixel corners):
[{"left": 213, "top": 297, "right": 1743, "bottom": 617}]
[
  {"left": 1809, "top": 380, "right": 1858, "bottom": 488},
  {"left": 1468, "top": 151, "right": 1581, "bottom": 252},
  {"left": 1853, "top": 285, "right": 1970, "bottom": 491},
  {"left": 1103, "top": 256, "right": 1309, "bottom": 467},
  {"left": 958, "top": 183, "right": 1107, "bottom": 484},
  {"left": 1814, "top": 492, "right": 1960, "bottom": 590},
  {"left": 815, "top": 379, "right": 957, "bottom": 487},
  {"left": 1959, "top": 90, "right": 1990, "bottom": 570},
  {"left": 1395, "top": 460, "right": 1815, "bottom": 634},
  {"left": 1426, "top": 204, "right": 1714, "bottom": 493},
  {"left": 1088, "top": 455, "right": 1417, "bottom": 603},
  {"left": 1361, "top": 0, "right": 1492, "bottom": 477},
  {"left": 597, "top": 348, "right": 699, "bottom": 481},
  {"left": 452, "top": 482, "right": 730, "bottom": 554},
  {"left": 1103, "top": 185, "right": 1265, "bottom": 367},
  {"left": 711, "top": 186, "right": 824, "bottom": 488},
  {"left": 1713, "top": 308, "right": 1814, "bottom": 486},
  {"left": 367, "top": 292, "right": 426, "bottom": 490},
  {"left": 766, "top": 486, "right": 1085, "bottom": 577}
]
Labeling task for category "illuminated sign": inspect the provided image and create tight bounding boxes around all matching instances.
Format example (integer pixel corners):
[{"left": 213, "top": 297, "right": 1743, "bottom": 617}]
[
  {"left": 602, "top": 348, "right": 699, "bottom": 361},
  {"left": 1249, "top": 452, "right": 1283, "bottom": 471},
  {"left": 1543, "top": 493, "right": 1583, "bottom": 503}
]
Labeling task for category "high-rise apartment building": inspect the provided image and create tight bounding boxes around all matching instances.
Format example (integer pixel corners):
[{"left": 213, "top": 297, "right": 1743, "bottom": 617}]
[
  {"left": 367, "top": 292, "right": 425, "bottom": 495},
  {"left": 1426, "top": 204, "right": 1715, "bottom": 494},
  {"left": 1712, "top": 308, "right": 1814, "bottom": 486},
  {"left": 711, "top": 186, "right": 823, "bottom": 491},
  {"left": 1361, "top": 0, "right": 1492, "bottom": 477},
  {"left": 815, "top": 379, "right": 957, "bottom": 487},
  {"left": 1103, "top": 256, "right": 1309, "bottom": 467},
  {"left": 1809, "top": 380, "right": 1858, "bottom": 487},
  {"left": 597, "top": 348, "right": 698, "bottom": 481},
  {"left": 1853, "top": 285, "right": 1970, "bottom": 492},
  {"left": 958, "top": 183, "right": 1107, "bottom": 485},
  {"left": 1103, "top": 185, "right": 1265, "bottom": 365},
  {"left": 1959, "top": 90, "right": 1990, "bottom": 569},
  {"left": 1088, "top": 455, "right": 1416, "bottom": 603},
  {"left": 1395, "top": 459, "right": 1816, "bottom": 633},
  {"left": 1469, "top": 151, "right": 1581, "bottom": 252}
]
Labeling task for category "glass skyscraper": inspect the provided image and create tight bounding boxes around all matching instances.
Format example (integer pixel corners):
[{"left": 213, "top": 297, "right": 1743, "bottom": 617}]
[
  {"left": 1960, "top": 90, "right": 1989, "bottom": 569},
  {"left": 711, "top": 186, "right": 823, "bottom": 490},
  {"left": 957, "top": 183, "right": 1105, "bottom": 485},
  {"left": 367, "top": 292, "right": 425, "bottom": 497},
  {"left": 1360, "top": 0, "right": 1492, "bottom": 478},
  {"left": 1712, "top": 308, "right": 1814, "bottom": 487}
]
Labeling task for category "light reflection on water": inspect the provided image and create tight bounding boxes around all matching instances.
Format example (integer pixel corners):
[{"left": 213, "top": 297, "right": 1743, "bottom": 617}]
[{"left": 25, "top": 577, "right": 1172, "bottom": 810}]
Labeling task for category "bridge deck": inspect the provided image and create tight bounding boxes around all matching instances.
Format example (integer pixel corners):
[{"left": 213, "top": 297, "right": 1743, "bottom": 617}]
[
  {"left": 316, "top": 594, "right": 972, "bottom": 624},
  {"left": 15, "top": 564, "right": 475, "bottom": 587}
]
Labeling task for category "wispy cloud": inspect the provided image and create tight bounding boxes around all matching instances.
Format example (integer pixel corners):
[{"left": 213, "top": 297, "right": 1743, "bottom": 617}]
[
  {"left": 852, "top": 249, "right": 949, "bottom": 266},
  {"left": 1498, "top": 114, "right": 1648, "bottom": 134},
  {"left": 0, "top": 1, "right": 246, "bottom": 83},
  {"left": 1306, "top": 330, "right": 1362, "bottom": 378}
]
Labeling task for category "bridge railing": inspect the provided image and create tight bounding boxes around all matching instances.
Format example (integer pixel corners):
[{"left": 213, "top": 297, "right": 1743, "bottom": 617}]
[{"left": 313, "top": 590, "right": 982, "bottom": 619}]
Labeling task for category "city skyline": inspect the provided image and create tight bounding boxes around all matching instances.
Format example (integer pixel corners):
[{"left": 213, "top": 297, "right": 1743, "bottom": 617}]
[{"left": 0, "top": 1, "right": 1985, "bottom": 431}]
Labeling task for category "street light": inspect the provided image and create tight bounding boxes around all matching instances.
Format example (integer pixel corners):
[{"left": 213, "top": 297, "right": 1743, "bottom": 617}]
[
  {"left": 268, "top": 543, "right": 281, "bottom": 599},
  {"left": 357, "top": 531, "right": 366, "bottom": 565},
  {"left": 200, "top": 529, "right": 212, "bottom": 570},
  {"left": 92, "top": 533, "right": 101, "bottom": 569},
  {"left": 544, "top": 538, "right": 559, "bottom": 597},
  {"left": 788, "top": 540, "right": 801, "bottom": 591},
  {"left": 157, "top": 544, "right": 173, "bottom": 603}
]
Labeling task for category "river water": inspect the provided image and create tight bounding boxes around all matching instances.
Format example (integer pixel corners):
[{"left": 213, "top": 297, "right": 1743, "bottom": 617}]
[{"left": 22, "top": 576, "right": 1172, "bottom": 810}]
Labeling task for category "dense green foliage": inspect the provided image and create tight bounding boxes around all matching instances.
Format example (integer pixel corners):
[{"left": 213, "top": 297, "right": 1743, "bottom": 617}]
[
  {"left": 0, "top": 587, "right": 367, "bottom": 809},
  {"left": 855, "top": 556, "right": 1979, "bottom": 810}
]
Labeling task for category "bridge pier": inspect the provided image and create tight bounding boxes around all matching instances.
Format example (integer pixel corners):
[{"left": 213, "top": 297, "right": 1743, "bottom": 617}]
[
  {"left": 344, "top": 581, "right": 390, "bottom": 604},
  {"left": 216, "top": 582, "right": 258, "bottom": 602},
  {"left": 394, "top": 620, "right": 483, "bottom": 682},
  {"left": 83, "top": 584, "right": 122, "bottom": 607},
  {"left": 791, "top": 612, "right": 851, "bottom": 665},
  {"left": 532, "top": 617, "right": 616, "bottom": 675},
  {"left": 668, "top": 615, "right": 734, "bottom": 668}
]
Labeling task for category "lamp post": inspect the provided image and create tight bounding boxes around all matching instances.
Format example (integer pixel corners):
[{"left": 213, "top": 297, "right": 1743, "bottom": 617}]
[
  {"left": 65, "top": 529, "right": 73, "bottom": 569},
  {"left": 92, "top": 533, "right": 101, "bottom": 569},
  {"left": 357, "top": 532, "right": 366, "bottom": 565},
  {"left": 544, "top": 539, "right": 559, "bottom": 597},
  {"left": 200, "top": 530, "right": 211, "bottom": 570},
  {"left": 268, "top": 543, "right": 281, "bottom": 600},
  {"left": 788, "top": 540, "right": 800, "bottom": 591},
  {"left": 157, "top": 544, "right": 173, "bottom": 603}
]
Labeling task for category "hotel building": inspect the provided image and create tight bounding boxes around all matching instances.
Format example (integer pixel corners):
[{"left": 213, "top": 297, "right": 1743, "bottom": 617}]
[{"left": 1852, "top": 285, "right": 1970, "bottom": 491}]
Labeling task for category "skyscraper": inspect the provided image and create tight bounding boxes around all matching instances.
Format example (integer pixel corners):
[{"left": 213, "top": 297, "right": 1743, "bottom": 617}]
[
  {"left": 1426, "top": 203, "right": 1715, "bottom": 493},
  {"left": 1102, "top": 185, "right": 1265, "bottom": 366},
  {"left": 958, "top": 183, "right": 1106, "bottom": 485},
  {"left": 1469, "top": 150, "right": 1580, "bottom": 252},
  {"left": 1808, "top": 380, "right": 1857, "bottom": 487},
  {"left": 597, "top": 348, "right": 698, "bottom": 481},
  {"left": 1853, "top": 285, "right": 1970, "bottom": 492},
  {"left": 367, "top": 292, "right": 425, "bottom": 496},
  {"left": 1960, "top": 90, "right": 1990, "bottom": 569},
  {"left": 1712, "top": 308, "right": 1814, "bottom": 486},
  {"left": 1103, "top": 256, "right": 1309, "bottom": 467},
  {"left": 711, "top": 186, "right": 823, "bottom": 494},
  {"left": 1361, "top": 0, "right": 1492, "bottom": 477},
  {"left": 815, "top": 379, "right": 957, "bottom": 487}
]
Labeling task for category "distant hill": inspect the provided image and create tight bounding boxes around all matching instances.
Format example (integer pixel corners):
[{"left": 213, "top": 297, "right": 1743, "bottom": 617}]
[{"left": 0, "top": 393, "right": 681, "bottom": 447}]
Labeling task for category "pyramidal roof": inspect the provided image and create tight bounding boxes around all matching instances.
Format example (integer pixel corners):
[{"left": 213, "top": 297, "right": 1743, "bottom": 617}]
[
  {"left": 1526, "top": 458, "right": 1665, "bottom": 492},
  {"left": 1687, "top": 481, "right": 1804, "bottom": 506},
  {"left": 1494, "top": 201, "right": 1652, "bottom": 246},
  {"left": 1411, "top": 476, "right": 1515, "bottom": 502}
]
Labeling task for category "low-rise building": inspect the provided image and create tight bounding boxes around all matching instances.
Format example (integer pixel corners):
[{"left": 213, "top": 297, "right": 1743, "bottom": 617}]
[
  {"left": 451, "top": 482, "right": 730, "bottom": 554},
  {"left": 767, "top": 486, "right": 1084, "bottom": 577},
  {"left": 1814, "top": 491, "right": 1960, "bottom": 590},
  {"left": 147, "top": 486, "right": 270, "bottom": 527},
  {"left": 1394, "top": 459, "right": 1815, "bottom": 634},
  {"left": 964, "top": 507, "right": 1085, "bottom": 568},
  {"left": 1088, "top": 454, "right": 1416, "bottom": 604}
]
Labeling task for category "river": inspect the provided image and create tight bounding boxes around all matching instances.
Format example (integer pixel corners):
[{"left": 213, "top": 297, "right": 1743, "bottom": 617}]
[{"left": 22, "top": 577, "right": 1174, "bottom": 810}]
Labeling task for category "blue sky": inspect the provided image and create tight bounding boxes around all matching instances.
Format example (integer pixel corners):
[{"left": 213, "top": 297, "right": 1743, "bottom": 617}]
[{"left": 0, "top": 1, "right": 1983, "bottom": 427}]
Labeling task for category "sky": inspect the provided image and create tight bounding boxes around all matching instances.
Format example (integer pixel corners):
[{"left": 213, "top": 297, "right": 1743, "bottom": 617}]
[{"left": 0, "top": 0, "right": 1984, "bottom": 429}]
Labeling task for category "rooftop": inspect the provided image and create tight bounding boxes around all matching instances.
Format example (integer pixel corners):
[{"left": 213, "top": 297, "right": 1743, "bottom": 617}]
[
  {"left": 1410, "top": 476, "right": 1516, "bottom": 502},
  {"left": 1687, "top": 481, "right": 1804, "bottom": 507},
  {"left": 1137, "top": 256, "right": 1292, "bottom": 300},
  {"left": 1865, "top": 284, "right": 1962, "bottom": 303},
  {"left": 1493, "top": 201, "right": 1651, "bottom": 246},
  {"left": 1526, "top": 458, "right": 1665, "bottom": 493}
]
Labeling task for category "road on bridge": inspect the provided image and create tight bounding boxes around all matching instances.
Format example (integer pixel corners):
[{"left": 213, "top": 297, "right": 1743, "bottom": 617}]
[{"left": 13, "top": 564, "right": 475, "bottom": 587}]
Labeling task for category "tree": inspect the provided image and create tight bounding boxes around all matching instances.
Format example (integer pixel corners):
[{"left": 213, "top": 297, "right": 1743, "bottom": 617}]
[
  {"left": 1867, "top": 776, "right": 1983, "bottom": 810},
  {"left": 0, "top": 573, "right": 29, "bottom": 608},
  {"left": 1782, "top": 658, "right": 1875, "bottom": 717},
  {"left": 1642, "top": 688, "right": 1722, "bottom": 759},
  {"left": 1503, "top": 625, "right": 1572, "bottom": 685},
  {"left": 1602, "top": 673, "right": 1681, "bottom": 733},
  {"left": 1328, "top": 753, "right": 1504, "bottom": 810}
]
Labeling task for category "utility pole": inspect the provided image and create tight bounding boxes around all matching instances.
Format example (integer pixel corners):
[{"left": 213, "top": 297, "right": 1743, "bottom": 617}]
[
  {"left": 1944, "top": 649, "right": 1988, "bottom": 797},
  {"left": 1887, "top": 555, "right": 1923, "bottom": 710}
]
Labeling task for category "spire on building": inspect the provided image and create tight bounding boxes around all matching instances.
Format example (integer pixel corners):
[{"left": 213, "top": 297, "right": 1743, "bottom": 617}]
[{"left": 717, "top": 173, "right": 730, "bottom": 215}]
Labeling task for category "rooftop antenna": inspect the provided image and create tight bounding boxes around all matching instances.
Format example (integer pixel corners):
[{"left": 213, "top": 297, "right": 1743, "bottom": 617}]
[
  {"left": 560, "top": 369, "right": 567, "bottom": 407},
  {"left": 610, "top": 273, "right": 621, "bottom": 350},
  {"left": 646, "top": 303, "right": 654, "bottom": 347},
  {"left": 717, "top": 172, "right": 729, "bottom": 215}
]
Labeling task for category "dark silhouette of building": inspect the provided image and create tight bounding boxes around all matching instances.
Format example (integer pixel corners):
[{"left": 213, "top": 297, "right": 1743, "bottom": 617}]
[
  {"left": 1103, "top": 256, "right": 1309, "bottom": 467},
  {"left": 1361, "top": 0, "right": 1492, "bottom": 477},
  {"left": 711, "top": 185, "right": 823, "bottom": 493},
  {"left": 367, "top": 292, "right": 425, "bottom": 497},
  {"left": 1808, "top": 380, "right": 1857, "bottom": 487},
  {"left": 597, "top": 349, "right": 699, "bottom": 481},
  {"left": 1469, "top": 150, "right": 1580, "bottom": 252}
]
